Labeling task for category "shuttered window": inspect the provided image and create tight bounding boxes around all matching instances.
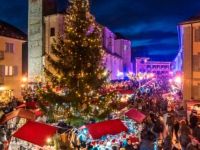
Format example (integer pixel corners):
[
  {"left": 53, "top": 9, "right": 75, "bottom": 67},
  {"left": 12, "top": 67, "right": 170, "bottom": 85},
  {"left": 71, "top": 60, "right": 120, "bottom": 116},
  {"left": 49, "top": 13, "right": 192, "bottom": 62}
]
[
  {"left": 4, "top": 66, "right": 18, "bottom": 76},
  {"left": 193, "top": 54, "right": 200, "bottom": 71},
  {"left": 0, "top": 65, "right": 5, "bottom": 77},
  {"left": 5, "top": 43, "right": 14, "bottom": 53}
]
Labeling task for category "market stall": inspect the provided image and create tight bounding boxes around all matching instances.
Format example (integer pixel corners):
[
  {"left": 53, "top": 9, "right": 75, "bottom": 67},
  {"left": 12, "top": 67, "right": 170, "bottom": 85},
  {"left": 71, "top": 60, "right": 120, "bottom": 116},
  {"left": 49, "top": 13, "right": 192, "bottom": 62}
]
[
  {"left": 86, "top": 119, "right": 128, "bottom": 139},
  {"left": 74, "top": 119, "right": 141, "bottom": 149},
  {"left": 16, "top": 101, "right": 38, "bottom": 109},
  {"left": 9, "top": 121, "right": 58, "bottom": 150},
  {"left": 125, "top": 108, "right": 146, "bottom": 123},
  {"left": 0, "top": 108, "right": 36, "bottom": 129}
]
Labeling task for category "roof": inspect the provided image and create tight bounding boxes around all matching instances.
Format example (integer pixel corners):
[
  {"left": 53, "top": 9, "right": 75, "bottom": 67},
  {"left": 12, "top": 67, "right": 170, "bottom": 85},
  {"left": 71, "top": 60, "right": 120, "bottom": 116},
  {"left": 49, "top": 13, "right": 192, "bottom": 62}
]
[
  {"left": 117, "top": 89, "right": 134, "bottom": 95},
  {"left": 16, "top": 101, "right": 38, "bottom": 109},
  {"left": 115, "top": 32, "right": 127, "bottom": 39},
  {"left": 180, "top": 14, "right": 200, "bottom": 25},
  {"left": 125, "top": 108, "right": 146, "bottom": 123},
  {"left": 86, "top": 119, "right": 128, "bottom": 139},
  {"left": 0, "top": 108, "right": 36, "bottom": 125},
  {"left": 13, "top": 121, "right": 58, "bottom": 147},
  {"left": 0, "top": 20, "right": 26, "bottom": 40}
]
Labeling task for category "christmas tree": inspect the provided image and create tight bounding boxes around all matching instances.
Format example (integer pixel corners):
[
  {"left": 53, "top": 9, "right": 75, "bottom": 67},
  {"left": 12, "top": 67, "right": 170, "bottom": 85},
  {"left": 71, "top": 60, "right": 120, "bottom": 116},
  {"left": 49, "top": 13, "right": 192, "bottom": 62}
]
[{"left": 38, "top": 0, "right": 118, "bottom": 125}]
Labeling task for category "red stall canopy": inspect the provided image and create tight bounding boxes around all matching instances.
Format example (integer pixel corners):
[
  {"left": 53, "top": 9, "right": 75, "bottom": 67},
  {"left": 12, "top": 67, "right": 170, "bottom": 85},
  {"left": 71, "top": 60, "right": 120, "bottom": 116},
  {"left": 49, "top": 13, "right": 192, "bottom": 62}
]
[
  {"left": 125, "top": 108, "right": 146, "bottom": 123},
  {"left": 86, "top": 119, "right": 128, "bottom": 139},
  {"left": 117, "top": 89, "right": 134, "bottom": 95},
  {"left": 16, "top": 101, "right": 38, "bottom": 109},
  {"left": 0, "top": 108, "right": 36, "bottom": 125},
  {"left": 13, "top": 121, "right": 58, "bottom": 147}
]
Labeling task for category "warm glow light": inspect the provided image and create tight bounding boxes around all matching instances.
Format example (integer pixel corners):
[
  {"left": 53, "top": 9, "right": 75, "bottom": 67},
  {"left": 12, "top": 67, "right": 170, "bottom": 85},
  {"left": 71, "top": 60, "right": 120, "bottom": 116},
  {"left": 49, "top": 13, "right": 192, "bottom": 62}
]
[
  {"left": 21, "top": 84, "right": 25, "bottom": 88},
  {"left": 46, "top": 138, "right": 52, "bottom": 144},
  {"left": 174, "top": 76, "right": 182, "bottom": 84},
  {"left": 21, "top": 76, "right": 28, "bottom": 83},
  {"left": 102, "top": 70, "right": 108, "bottom": 76},
  {"left": 0, "top": 86, "right": 5, "bottom": 91}
]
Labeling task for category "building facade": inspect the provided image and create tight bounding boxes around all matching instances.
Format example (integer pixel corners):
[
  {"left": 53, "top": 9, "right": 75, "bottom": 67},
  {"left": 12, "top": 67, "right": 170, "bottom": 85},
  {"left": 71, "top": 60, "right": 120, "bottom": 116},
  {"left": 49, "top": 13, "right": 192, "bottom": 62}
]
[
  {"left": 29, "top": 1, "right": 133, "bottom": 81},
  {"left": 179, "top": 17, "right": 200, "bottom": 100},
  {"left": 44, "top": 14, "right": 132, "bottom": 80},
  {"left": 135, "top": 57, "right": 172, "bottom": 77},
  {"left": 0, "top": 20, "right": 26, "bottom": 102}
]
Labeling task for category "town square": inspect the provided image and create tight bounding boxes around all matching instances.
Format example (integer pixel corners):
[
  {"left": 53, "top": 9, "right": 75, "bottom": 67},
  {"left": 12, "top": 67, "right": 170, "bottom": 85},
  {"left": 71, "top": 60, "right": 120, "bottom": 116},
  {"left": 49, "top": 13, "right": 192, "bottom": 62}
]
[{"left": 0, "top": 0, "right": 200, "bottom": 149}]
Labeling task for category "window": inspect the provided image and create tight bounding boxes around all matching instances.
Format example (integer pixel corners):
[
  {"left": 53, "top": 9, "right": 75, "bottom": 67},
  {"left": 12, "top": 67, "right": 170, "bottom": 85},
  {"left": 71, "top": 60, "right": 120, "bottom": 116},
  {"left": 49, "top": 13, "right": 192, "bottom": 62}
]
[
  {"left": 193, "top": 54, "right": 200, "bottom": 71},
  {"left": 195, "top": 28, "right": 200, "bottom": 42},
  {"left": 5, "top": 43, "right": 14, "bottom": 53},
  {"left": 5, "top": 66, "right": 17, "bottom": 76},
  {"left": 50, "top": 28, "right": 55, "bottom": 37},
  {"left": 0, "top": 51, "right": 4, "bottom": 60},
  {"left": 124, "top": 45, "right": 127, "bottom": 51}
]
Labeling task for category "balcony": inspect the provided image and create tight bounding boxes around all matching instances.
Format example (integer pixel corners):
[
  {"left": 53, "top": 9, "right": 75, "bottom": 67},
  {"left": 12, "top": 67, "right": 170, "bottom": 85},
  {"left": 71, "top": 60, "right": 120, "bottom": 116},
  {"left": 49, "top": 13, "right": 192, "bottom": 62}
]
[{"left": 0, "top": 51, "right": 4, "bottom": 60}]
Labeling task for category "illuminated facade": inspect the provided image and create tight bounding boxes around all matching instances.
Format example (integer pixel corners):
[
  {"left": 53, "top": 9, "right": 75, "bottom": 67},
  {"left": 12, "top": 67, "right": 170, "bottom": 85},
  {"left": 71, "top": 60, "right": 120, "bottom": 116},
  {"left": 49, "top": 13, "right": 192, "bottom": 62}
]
[
  {"left": 44, "top": 14, "right": 132, "bottom": 80},
  {"left": 0, "top": 20, "right": 26, "bottom": 102},
  {"left": 135, "top": 57, "right": 172, "bottom": 77},
  {"left": 179, "top": 17, "right": 200, "bottom": 100}
]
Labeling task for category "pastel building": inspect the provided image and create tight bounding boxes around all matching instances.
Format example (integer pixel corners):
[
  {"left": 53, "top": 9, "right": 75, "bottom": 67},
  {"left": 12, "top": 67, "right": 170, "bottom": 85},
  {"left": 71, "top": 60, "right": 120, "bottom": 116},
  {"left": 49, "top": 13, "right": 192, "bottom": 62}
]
[
  {"left": 135, "top": 57, "right": 172, "bottom": 77},
  {"left": 44, "top": 14, "right": 132, "bottom": 80},
  {"left": 102, "top": 28, "right": 133, "bottom": 80},
  {"left": 28, "top": 0, "right": 133, "bottom": 81},
  {"left": 0, "top": 20, "right": 26, "bottom": 102},
  {"left": 179, "top": 16, "right": 200, "bottom": 100}
]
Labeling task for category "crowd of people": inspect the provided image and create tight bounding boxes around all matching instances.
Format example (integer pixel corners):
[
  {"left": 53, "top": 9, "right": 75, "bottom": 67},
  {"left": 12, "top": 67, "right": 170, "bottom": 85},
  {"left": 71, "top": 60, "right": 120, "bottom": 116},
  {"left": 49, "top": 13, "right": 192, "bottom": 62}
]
[
  {"left": 0, "top": 75, "right": 200, "bottom": 150},
  {"left": 124, "top": 77, "right": 200, "bottom": 150},
  {"left": 79, "top": 77, "right": 200, "bottom": 150}
]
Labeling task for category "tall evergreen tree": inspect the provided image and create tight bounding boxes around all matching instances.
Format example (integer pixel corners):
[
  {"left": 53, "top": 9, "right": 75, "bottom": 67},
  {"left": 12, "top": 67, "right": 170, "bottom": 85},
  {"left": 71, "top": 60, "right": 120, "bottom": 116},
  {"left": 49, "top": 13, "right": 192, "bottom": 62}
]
[{"left": 38, "top": 0, "right": 118, "bottom": 125}]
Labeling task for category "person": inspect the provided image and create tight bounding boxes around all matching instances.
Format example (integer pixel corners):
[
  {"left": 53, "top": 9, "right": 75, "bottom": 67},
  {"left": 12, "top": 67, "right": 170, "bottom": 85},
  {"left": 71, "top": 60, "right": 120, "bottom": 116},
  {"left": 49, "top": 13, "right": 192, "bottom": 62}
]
[
  {"left": 186, "top": 137, "right": 199, "bottom": 150},
  {"left": 125, "top": 139, "right": 134, "bottom": 150},
  {"left": 189, "top": 112, "right": 198, "bottom": 129},
  {"left": 163, "top": 135, "right": 172, "bottom": 150},
  {"left": 193, "top": 123, "right": 200, "bottom": 142},
  {"left": 172, "top": 141, "right": 181, "bottom": 150},
  {"left": 179, "top": 120, "right": 191, "bottom": 135},
  {"left": 153, "top": 117, "right": 164, "bottom": 139},
  {"left": 166, "top": 113, "right": 175, "bottom": 136},
  {"left": 174, "top": 119, "right": 180, "bottom": 141},
  {"left": 139, "top": 139, "right": 154, "bottom": 150},
  {"left": 179, "top": 133, "right": 191, "bottom": 150}
]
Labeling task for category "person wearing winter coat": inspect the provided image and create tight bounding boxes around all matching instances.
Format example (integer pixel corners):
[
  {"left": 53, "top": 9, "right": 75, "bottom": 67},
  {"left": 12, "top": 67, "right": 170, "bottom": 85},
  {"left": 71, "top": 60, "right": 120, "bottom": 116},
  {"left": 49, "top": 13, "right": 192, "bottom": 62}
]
[
  {"left": 166, "top": 113, "right": 175, "bottom": 136},
  {"left": 163, "top": 135, "right": 173, "bottom": 150},
  {"left": 193, "top": 124, "right": 200, "bottom": 142},
  {"left": 179, "top": 134, "right": 191, "bottom": 150},
  {"left": 174, "top": 119, "right": 180, "bottom": 141},
  {"left": 189, "top": 112, "right": 198, "bottom": 129},
  {"left": 125, "top": 139, "right": 134, "bottom": 150}
]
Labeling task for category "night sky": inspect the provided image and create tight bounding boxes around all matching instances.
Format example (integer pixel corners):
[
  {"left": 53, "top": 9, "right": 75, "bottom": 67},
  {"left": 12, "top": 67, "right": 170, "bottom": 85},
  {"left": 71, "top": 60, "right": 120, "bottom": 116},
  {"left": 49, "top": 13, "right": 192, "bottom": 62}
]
[{"left": 0, "top": 0, "right": 200, "bottom": 61}]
